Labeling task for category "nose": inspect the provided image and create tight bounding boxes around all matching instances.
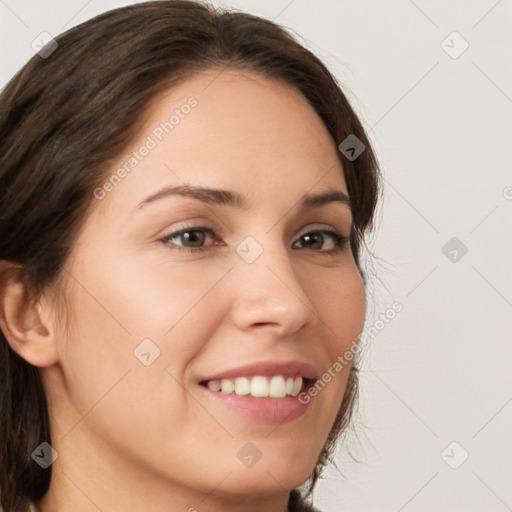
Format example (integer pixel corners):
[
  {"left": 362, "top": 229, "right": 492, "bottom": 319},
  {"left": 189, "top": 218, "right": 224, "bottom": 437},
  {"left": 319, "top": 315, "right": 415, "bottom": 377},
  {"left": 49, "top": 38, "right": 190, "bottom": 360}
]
[{"left": 228, "top": 238, "right": 319, "bottom": 337}]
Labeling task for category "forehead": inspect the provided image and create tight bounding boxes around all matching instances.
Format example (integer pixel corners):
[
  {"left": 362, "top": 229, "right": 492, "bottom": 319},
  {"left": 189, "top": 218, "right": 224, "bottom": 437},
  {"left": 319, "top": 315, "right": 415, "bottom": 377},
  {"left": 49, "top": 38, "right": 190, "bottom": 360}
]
[{"left": 93, "top": 69, "right": 348, "bottom": 216}]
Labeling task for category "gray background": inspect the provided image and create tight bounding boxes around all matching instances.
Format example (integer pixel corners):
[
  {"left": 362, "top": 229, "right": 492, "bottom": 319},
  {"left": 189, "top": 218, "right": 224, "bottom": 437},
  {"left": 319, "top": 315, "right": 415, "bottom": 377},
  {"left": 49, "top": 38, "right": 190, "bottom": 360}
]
[{"left": 1, "top": 1, "right": 511, "bottom": 511}]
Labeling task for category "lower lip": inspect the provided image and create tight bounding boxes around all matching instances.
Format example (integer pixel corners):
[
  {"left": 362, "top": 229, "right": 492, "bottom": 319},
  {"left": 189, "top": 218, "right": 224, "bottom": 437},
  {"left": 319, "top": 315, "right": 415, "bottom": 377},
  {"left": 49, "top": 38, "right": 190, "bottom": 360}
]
[{"left": 198, "top": 385, "right": 312, "bottom": 423}]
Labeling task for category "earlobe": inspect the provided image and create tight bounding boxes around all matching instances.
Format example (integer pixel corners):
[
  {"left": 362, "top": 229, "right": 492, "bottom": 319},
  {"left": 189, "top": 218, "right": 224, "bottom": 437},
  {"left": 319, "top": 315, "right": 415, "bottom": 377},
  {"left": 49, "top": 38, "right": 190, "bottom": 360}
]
[{"left": 0, "top": 264, "right": 59, "bottom": 367}]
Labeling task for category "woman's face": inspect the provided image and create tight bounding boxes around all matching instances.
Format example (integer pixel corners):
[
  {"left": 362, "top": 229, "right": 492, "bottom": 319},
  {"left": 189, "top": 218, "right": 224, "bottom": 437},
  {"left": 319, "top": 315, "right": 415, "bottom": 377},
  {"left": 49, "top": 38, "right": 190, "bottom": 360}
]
[{"left": 43, "top": 70, "right": 366, "bottom": 508}]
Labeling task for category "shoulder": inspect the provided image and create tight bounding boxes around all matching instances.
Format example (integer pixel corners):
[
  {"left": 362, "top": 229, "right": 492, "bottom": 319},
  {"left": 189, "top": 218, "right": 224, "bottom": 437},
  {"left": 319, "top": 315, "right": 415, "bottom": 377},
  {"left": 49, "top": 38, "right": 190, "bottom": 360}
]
[{"left": 288, "top": 490, "right": 324, "bottom": 512}]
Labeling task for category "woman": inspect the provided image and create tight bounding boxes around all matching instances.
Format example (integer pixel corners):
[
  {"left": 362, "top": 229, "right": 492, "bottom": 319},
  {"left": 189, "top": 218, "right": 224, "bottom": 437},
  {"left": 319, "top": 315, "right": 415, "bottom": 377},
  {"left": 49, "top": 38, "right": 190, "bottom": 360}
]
[{"left": 0, "top": 1, "right": 381, "bottom": 511}]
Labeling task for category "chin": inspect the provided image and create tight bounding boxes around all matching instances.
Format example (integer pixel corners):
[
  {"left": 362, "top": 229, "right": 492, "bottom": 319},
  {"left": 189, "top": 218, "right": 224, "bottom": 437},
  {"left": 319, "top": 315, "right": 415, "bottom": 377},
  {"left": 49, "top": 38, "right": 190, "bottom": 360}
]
[{"left": 216, "top": 457, "right": 315, "bottom": 496}]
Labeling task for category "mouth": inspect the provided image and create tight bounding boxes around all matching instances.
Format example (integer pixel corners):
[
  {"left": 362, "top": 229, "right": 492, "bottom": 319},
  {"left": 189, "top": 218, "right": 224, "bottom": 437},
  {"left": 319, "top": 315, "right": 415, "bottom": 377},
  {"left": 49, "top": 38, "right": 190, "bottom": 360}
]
[
  {"left": 199, "top": 375, "right": 314, "bottom": 399},
  {"left": 195, "top": 360, "right": 318, "bottom": 423}
]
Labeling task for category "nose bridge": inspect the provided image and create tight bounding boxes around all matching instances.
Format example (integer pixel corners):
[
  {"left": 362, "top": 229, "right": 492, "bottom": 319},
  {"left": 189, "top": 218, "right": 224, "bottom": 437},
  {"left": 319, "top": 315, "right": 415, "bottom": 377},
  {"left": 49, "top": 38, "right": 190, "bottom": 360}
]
[{"left": 229, "top": 232, "right": 317, "bottom": 334}]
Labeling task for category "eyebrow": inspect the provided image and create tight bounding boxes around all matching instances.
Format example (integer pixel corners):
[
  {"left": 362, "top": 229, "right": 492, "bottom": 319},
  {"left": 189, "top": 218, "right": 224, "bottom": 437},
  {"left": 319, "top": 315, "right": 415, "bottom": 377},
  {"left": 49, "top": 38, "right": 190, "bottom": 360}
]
[{"left": 134, "top": 184, "right": 352, "bottom": 213}]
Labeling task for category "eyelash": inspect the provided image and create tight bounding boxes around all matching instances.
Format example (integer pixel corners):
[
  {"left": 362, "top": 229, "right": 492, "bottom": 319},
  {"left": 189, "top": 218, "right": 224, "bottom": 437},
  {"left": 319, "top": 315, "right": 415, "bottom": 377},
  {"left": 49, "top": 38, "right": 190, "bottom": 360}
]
[{"left": 159, "top": 224, "right": 349, "bottom": 254}]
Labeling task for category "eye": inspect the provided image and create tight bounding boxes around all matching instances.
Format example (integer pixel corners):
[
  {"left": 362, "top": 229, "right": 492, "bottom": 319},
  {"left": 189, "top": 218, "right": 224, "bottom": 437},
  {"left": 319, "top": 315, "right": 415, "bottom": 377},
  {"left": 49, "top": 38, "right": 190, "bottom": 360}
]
[
  {"left": 292, "top": 229, "right": 349, "bottom": 252},
  {"left": 158, "top": 224, "right": 349, "bottom": 254},
  {"left": 159, "top": 224, "right": 220, "bottom": 252}
]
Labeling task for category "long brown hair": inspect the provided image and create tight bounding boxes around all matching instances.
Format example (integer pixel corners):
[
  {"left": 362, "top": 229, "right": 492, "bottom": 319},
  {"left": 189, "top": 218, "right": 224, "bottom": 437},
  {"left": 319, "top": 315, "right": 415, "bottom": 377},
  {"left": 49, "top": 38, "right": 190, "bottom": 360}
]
[{"left": 0, "top": 1, "right": 381, "bottom": 510}]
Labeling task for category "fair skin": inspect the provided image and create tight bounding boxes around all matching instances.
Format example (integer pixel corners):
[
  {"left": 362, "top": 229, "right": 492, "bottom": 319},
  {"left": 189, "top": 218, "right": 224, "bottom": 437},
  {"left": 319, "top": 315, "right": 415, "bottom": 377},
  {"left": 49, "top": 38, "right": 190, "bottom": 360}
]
[{"left": 0, "top": 70, "right": 366, "bottom": 512}]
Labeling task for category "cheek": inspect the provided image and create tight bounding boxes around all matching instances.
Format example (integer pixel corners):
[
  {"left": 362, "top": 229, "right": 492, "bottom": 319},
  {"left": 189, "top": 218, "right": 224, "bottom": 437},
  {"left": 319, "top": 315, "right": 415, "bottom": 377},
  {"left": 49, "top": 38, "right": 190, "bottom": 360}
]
[
  {"left": 312, "top": 266, "right": 366, "bottom": 353},
  {"left": 309, "top": 267, "right": 365, "bottom": 407},
  {"left": 74, "top": 245, "right": 220, "bottom": 330},
  {"left": 55, "top": 253, "right": 227, "bottom": 448},
  {"left": 296, "top": 264, "right": 365, "bottom": 399},
  {"left": 62, "top": 250, "right": 230, "bottom": 379}
]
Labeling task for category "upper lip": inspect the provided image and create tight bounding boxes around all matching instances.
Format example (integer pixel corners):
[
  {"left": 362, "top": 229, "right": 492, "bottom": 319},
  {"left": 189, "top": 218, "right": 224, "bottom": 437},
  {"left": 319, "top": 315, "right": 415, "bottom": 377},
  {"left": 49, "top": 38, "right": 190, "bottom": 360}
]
[{"left": 198, "top": 360, "right": 318, "bottom": 382}]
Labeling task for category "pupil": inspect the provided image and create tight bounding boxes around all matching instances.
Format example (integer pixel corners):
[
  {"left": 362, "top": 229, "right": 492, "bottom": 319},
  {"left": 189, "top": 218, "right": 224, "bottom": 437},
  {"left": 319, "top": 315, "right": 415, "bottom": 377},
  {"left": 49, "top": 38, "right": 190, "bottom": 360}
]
[
  {"left": 304, "top": 233, "right": 321, "bottom": 249},
  {"left": 185, "top": 231, "right": 204, "bottom": 247}
]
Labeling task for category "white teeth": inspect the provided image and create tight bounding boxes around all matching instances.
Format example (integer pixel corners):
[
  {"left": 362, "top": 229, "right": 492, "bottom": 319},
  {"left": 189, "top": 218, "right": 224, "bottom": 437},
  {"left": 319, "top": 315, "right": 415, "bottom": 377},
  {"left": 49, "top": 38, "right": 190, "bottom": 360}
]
[
  {"left": 221, "top": 379, "right": 235, "bottom": 394},
  {"left": 285, "top": 377, "right": 294, "bottom": 395},
  {"left": 291, "top": 376, "right": 302, "bottom": 397},
  {"left": 205, "top": 375, "right": 304, "bottom": 398},
  {"left": 207, "top": 380, "right": 221, "bottom": 392},
  {"left": 234, "top": 377, "right": 251, "bottom": 396},
  {"left": 250, "top": 376, "right": 269, "bottom": 397},
  {"left": 269, "top": 376, "right": 287, "bottom": 398}
]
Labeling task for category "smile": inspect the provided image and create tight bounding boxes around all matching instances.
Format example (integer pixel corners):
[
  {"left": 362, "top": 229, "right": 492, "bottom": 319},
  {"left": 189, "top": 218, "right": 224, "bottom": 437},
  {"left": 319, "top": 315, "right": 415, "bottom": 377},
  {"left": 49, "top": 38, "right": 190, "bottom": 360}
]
[{"left": 200, "top": 375, "right": 307, "bottom": 398}]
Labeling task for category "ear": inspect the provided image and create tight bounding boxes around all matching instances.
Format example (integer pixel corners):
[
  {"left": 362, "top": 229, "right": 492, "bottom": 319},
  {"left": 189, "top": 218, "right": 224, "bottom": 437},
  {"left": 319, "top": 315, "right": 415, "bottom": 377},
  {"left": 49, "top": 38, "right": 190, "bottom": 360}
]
[{"left": 0, "top": 262, "right": 59, "bottom": 367}]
